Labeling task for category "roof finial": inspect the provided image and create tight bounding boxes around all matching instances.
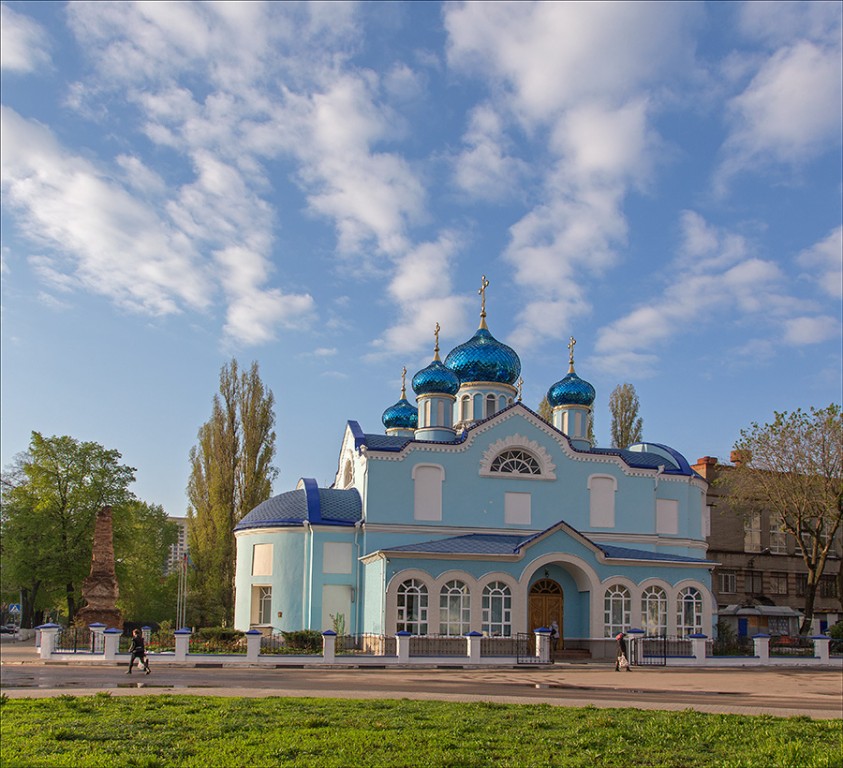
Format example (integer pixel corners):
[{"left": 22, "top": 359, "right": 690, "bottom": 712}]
[
  {"left": 478, "top": 274, "right": 490, "bottom": 329},
  {"left": 568, "top": 336, "right": 576, "bottom": 373},
  {"left": 433, "top": 322, "right": 441, "bottom": 361},
  {"left": 401, "top": 366, "right": 407, "bottom": 399},
  {"left": 517, "top": 376, "right": 523, "bottom": 402}
]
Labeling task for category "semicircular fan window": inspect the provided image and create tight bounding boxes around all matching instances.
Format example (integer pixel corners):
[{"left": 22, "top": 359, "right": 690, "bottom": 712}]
[{"left": 489, "top": 449, "right": 541, "bottom": 476}]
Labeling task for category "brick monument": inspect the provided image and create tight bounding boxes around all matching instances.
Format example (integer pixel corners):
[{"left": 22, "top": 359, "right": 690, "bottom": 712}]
[{"left": 75, "top": 505, "right": 123, "bottom": 629}]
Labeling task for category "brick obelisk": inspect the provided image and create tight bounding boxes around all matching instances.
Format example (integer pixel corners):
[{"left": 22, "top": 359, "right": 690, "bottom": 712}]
[{"left": 75, "top": 505, "right": 123, "bottom": 629}]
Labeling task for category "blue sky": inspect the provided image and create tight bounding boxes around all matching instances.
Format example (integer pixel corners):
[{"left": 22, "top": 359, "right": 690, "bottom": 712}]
[{"left": 2, "top": 1, "right": 841, "bottom": 519}]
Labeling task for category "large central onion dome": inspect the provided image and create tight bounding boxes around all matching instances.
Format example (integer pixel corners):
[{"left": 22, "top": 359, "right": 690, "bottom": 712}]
[{"left": 444, "top": 328, "right": 521, "bottom": 385}]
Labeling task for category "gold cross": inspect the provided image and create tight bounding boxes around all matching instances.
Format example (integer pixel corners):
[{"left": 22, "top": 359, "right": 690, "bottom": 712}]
[
  {"left": 517, "top": 377, "right": 523, "bottom": 402},
  {"left": 434, "top": 322, "right": 441, "bottom": 357},
  {"left": 478, "top": 275, "right": 490, "bottom": 317},
  {"left": 401, "top": 366, "right": 407, "bottom": 398},
  {"left": 568, "top": 336, "right": 576, "bottom": 372}
]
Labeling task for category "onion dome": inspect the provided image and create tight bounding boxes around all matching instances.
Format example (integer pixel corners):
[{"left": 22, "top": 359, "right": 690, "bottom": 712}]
[
  {"left": 547, "top": 336, "right": 595, "bottom": 406},
  {"left": 445, "top": 328, "right": 521, "bottom": 385},
  {"left": 413, "top": 322, "right": 460, "bottom": 395},
  {"left": 382, "top": 367, "right": 418, "bottom": 431}
]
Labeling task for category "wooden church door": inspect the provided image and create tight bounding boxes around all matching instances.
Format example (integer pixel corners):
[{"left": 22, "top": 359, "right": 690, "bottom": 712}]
[{"left": 529, "top": 578, "right": 564, "bottom": 651}]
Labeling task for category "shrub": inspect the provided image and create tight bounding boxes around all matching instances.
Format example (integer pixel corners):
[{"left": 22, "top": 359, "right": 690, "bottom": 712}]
[
  {"left": 281, "top": 629, "right": 323, "bottom": 651},
  {"left": 195, "top": 627, "right": 244, "bottom": 642}
]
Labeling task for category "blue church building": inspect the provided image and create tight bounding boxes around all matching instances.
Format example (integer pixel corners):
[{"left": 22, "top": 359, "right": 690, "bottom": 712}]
[{"left": 234, "top": 279, "right": 714, "bottom": 645}]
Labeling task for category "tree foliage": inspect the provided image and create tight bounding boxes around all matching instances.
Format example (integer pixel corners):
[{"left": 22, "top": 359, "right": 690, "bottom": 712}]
[
  {"left": 186, "top": 359, "right": 278, "bottom": 626},
  {"left": 609, "top": 383, "right": 643, "bottom": 449},
  {"left": 723, "top": 404, "right": 843, "bottom": 632},
  {"left": 0, "top": 433, "right": 172, "bottom": 628}
]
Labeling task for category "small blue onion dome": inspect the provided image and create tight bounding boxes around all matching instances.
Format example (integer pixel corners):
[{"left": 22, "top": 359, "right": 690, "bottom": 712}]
[
  {"left": 412, "top": 359, "right": 460, "bottom": 396},
  {"left": 444, "top": 328, "right": 521, "bottom": 385},
  {"left": 382, "top": 397, "right": 418, "bottom": 430},
  {"left": 547, "top": 371, "right": 596, "bottom": 407}
]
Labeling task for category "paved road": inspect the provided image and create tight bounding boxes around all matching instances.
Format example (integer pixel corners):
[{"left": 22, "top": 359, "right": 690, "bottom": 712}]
[{"left": 2, "top": 651, "right": 841, "bottom": 719}]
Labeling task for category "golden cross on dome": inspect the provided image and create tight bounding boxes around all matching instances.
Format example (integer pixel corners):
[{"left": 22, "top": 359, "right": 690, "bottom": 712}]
[
  {"left": 517, "top": 377, "right": 524, "bottom": 402},
  {"left": 568, "top": 336, "right": 576, "bottom": 373},
  {"left": 433, "top": 322, "right": 441, "bottom": 360},
  {"left": 478, "top": 274, "right": 490, "bottom": 329},
  {"left": 401, "top": 366, "right": 407, "bottom": 398}
]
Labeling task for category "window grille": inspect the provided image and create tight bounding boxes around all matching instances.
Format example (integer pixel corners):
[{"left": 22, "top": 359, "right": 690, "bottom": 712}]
[{"left": 489, "top": 449, "right": 541, "bottom": 475}]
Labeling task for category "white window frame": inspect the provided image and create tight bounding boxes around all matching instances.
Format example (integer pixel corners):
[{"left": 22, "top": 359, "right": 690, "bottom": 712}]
[
  {"left": 769, "top": 525, "right": 787, "bottom": 554},
  {"left": 482, "top": 581, "right": 512, "bottom": 637},
  {"left": 676, "top": 587, "right": 703, "bottom": 636},
  {"left": 439, "top": 580, "right": 471, "bottom": 636},
  {"left": 397, "top": 579, "right": 428, "bottom": 635},
  {"left": 603, "top": 584, "right": 631, "bottom": 637},
  {"left": 258, "top": 586, "right": 272, "bottom": 625},
  {"left": 744, "top": 512, "right": 762, "bottom": 553},
  {"left": 641, "top": 586, "right": 667, "bottom": 636},
  {"left": 718, "top": 571, "right": 737, "bottom": 594}
]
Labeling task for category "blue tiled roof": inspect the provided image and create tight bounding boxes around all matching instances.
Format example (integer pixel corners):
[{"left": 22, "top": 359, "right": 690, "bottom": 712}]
[
  {"left": 235, "top": 483, "right": 361, "bottom": 530},
  {"left": 384, "top": 533, "right": 526, "bottom": 555},
  {"left": 599, "top": 544, "right": 713, "bottom": 564}
]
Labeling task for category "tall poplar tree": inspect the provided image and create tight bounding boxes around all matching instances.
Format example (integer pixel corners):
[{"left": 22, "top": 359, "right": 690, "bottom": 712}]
[
  {"left": 609, "top": 383, "right": 643, "bottom": 449},
  {"left": 186, "top": 360, "right": 277, "bottom": 626}
]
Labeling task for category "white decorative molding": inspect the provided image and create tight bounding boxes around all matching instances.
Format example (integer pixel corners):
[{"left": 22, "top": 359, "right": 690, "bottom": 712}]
[{"left": 479, "top": 434, "right": 557, "bottom": 480}]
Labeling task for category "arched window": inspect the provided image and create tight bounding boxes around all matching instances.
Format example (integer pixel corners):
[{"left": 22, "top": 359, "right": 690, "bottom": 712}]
[
  {"left": 676, "top": 587, "right": 703, "bottom": 636},
  {"left": 460, "top": 395, "right": 470, "bottom": 423},
  {"left": 603, "top": 584, "right": 630, "bottom": 637},
  {"left": 397, "top": 579, "right": 428, "bottom": 634},
  {"left": 490, "top": 449, "right": 541, "bottom": 476},
  {"left": 439, "top": 580, "right": 470, "bottom": 636},
  {"left": 424, "top": 400, "right": 432, "bottom": 427},
  {"left": 485, "top": 394, "right": 497, "bottom": 418},
  {"left": 641, "top": 586, "right": 667, "bottom": 636},
  {"left": 482, "top": 581, "right": 512, "bottom": 637}
]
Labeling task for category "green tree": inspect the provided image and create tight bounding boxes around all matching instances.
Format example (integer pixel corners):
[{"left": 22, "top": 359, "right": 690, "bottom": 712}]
[
  {"left": 1, "top": 433, "right": 136, "bottom": 626},
  {"left": 609, "top": 383, "right": 643, "bottom": 449},
  {"left": 113, "top": 500, "right": 178, "bottom": 624},
  {"left": 187, "top": 360, "right": 278, "bottom": 626},
  {"left": 723, "top": 405, "right": 843, "bottom": 633}
]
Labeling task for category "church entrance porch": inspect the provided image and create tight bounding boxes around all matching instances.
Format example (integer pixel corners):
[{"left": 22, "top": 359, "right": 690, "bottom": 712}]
[{"left": 528, "top": 578, "right": 563, "bottom": 657}]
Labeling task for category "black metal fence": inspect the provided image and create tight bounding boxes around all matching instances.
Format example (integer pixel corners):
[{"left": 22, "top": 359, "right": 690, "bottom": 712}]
[
  {"left": 409, "top": 634, "right": 467, "bottom": 657},
  {"left": 516, "top": 633, "right": 544, "bottom": 664},
  {"left": 711, "top": 635, "right": 755, "bottom": 657},
  {"left": 336, "top": 634, "right": 396, "bottom": 656},
  {"left": 54, "top": 627, "right": 96, "bottom": 654},
  {"left": 481, "top": 635, "right": 520, "bottom": 657},
  {"left": 632, "top": 635, "right": 694, "bottom": 666}
]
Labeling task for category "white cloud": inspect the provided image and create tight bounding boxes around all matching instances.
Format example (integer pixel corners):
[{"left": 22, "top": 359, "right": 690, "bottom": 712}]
[
  {"left": 782, "top": 315, "right": 840, "bottom": 345},
  {"left": 0, "top": 4, "right": 50, "bottom": 73},
  {"left": 739, "top": 1, "right": 842, "bottom": 48},
  {"left": 797, "top": 227, "right": 843, "bottom": 300}
]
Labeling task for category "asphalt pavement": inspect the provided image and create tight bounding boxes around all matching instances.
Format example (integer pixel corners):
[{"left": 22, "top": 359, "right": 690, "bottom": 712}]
[{"left": 2, "top": 634, "right": 841, "bottom": 719}]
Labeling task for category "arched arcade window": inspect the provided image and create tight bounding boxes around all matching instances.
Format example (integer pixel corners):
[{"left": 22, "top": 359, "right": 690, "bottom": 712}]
[
  {"left": 603, "top": 584, "right": 631, "bottom": 637},
  {"left": 397, "top": 579, "right": 428, "bottom": 635},
  {"left": 641, "top": 586, "right": 667, "bottom": 636},
  {"left": 439, "top": 580, "right": 470, "bottom": 636},
  {"left": 676, "top": 587, "right": 703, "bottom": 636},
  {"left": 482, "top": 581, "right": 512, "bottom": 637}
]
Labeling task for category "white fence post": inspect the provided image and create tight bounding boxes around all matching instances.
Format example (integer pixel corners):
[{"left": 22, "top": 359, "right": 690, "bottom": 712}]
[
  {"left": 466, "top": 631, "right": 482, "bottom": 663},
  {"left": 534, "top": 628, "right": 551, "bottom": 663},
  {"left": 811, "top": 635, "right": 831, "bottom": 662},
  {"left": 174, "top": 628, "right": 192, "bottom": 661},
  {"left": 89, "top": 623, "right": 106, "bottom": 654},
  {"left": 396, "top": 631, "right": 411, "bottom": 663},
  {"left": 246, "top": 629, "right": 262, "bottom": 662},
  {"left": 36, "top": 624, "right": 60, "bottom": 659},
  {"left": 752, "top": 633, "right": 770, "bottom": 661},
  {"left": 103, "top": 628, "right": 121, "bottom": 660},
  {"left": 689, "top": 633, "right": 708, "bottom": 664},
  {"left": 322, "top": 630, "right": 337, "bottom": 663}
]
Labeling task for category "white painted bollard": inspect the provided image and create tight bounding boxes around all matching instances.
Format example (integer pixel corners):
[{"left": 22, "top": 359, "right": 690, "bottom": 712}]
[
  {"left": 103, "top": 628, "right": 121, "bottom": 660},
  {"left": 534, "top": 628, "right": 551, "bottom": 663},
  {"left": 811, "top": 635, "right": 831, "bottom": 662},
  {"left": 396, "top": 631, "right": 411, "bottom": 663},
  {"left": 174, "top": 628, "right": 192, "bottom": 661},
  {"left": 466, "top": 631, "right": 482, "bottom": 663},
  {"left": 752, "top": 633, "right": 770, "bottom": 661},
  {"left": 246, "top": 629, "right": 262, "bottom": 662}
]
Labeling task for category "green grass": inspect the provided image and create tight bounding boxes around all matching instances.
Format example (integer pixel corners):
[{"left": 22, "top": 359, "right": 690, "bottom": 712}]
[{"left": 1, "top": 693, "right": 840, "bottom": 767}]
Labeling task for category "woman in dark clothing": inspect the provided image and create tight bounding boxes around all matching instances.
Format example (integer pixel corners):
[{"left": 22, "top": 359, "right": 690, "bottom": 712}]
[
  {"left": 615, "top": 631, "right": 630, "bottom": 671},
  {"left": 127, "top": 628, "right": 150, "bottom": 674}
]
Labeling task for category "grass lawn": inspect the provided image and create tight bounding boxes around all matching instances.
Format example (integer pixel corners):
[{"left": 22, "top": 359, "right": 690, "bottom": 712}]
[{"left": 1, "top": 694, "right": 840, "bottom": 767}]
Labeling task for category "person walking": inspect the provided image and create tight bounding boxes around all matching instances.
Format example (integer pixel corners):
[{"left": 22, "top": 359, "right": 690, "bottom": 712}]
[
  {"left": 615, "top": 631, "right": 630, "bottom": 671},
  {"left": 550, "top": 620, "right": 560, "bottom": 657},
  {"left": 127, "top": 628, "right": 151, "bottom": 675}
]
